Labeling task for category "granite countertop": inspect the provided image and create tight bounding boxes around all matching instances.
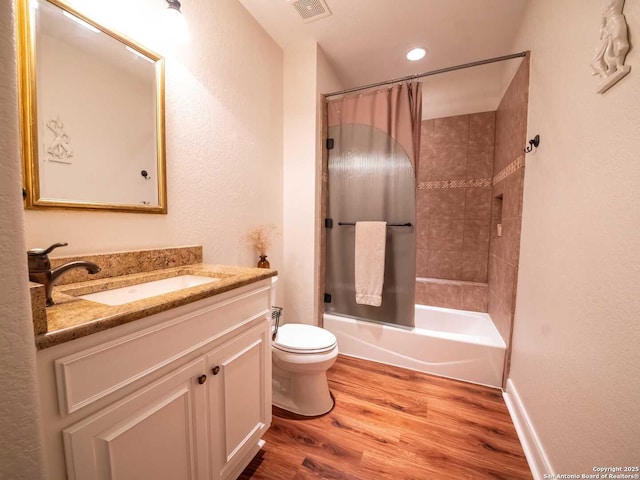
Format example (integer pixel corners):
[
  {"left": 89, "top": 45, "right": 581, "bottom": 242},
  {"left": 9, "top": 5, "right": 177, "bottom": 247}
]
[{"left": 34, "top": 263, "right": 277, "bottom": 350}]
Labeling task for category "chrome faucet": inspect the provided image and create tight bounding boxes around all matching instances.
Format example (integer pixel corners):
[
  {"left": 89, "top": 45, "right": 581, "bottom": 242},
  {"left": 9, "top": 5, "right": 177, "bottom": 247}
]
[{"left": 27, "top": 242, "right": 101, "bottom": 306}]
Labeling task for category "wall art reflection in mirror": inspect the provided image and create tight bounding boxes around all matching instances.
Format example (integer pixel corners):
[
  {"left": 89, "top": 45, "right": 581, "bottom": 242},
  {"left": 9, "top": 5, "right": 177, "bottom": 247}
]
[{"left": 17, "top": 0, "right": 167, "bottom": 213}]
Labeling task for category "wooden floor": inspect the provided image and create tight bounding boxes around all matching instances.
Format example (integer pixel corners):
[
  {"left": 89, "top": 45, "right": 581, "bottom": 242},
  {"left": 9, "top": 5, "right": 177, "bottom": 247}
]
[{"left": 239, "top": 355, "right": 532, "bottom": 480}]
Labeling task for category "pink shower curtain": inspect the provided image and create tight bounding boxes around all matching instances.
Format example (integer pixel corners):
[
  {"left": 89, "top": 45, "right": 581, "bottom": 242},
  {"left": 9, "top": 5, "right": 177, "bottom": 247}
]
[{"left": 327, "top": 82, "right": 422, "bottom": 174}]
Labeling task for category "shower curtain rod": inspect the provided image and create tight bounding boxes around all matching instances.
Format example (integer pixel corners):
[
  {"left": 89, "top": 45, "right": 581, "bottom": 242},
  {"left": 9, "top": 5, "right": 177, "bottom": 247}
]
[{"left": 324, "top": 51, "right": 528, "bottom": 98}]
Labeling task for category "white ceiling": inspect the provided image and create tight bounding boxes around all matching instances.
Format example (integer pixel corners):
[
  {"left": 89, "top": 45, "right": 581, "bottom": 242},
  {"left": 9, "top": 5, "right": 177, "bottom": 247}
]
[{"left": 238, "top": 0, "right": 530, "bottom": 118}]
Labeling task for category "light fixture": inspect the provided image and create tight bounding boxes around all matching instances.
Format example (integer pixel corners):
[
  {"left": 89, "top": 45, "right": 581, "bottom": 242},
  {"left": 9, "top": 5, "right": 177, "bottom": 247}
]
[
  {"left": 164, "top": 0, "right": 189, "bottom": 43},
  {"left": 406, "top": 48, "right": 426, "bottom": 62}
]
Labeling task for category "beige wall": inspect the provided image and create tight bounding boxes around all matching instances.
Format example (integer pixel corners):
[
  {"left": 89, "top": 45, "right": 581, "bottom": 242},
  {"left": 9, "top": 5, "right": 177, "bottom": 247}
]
[
  {"left": 317, "top": 47, "right": 343, "bottom": 98},
  {"left": 282, "top": 42, "right": 342, "bottom": 325},
  {"left": 315, "top": 47, "right": 343, "bottom": 324},
  {"left": 0, "top": 2, "right": 47, "bottom": 478},
  {"left": 23, "top": 0, "right": 284, "bottom": 276},
  {"left": 510, "top": 0, "right": 640, "bottom": 472},
  {"left": 282, "top": 42, "right": 318, "bottom": 325}
]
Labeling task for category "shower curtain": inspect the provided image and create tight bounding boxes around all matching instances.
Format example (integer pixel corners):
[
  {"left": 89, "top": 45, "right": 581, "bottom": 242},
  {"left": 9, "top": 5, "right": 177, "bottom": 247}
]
[{"left": 324, "top": 82, "right": 422, "bottom": 328}]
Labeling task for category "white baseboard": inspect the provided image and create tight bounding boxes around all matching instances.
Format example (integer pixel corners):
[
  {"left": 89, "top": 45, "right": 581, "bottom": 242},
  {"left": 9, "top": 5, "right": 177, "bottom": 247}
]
[{"left": 503, "top": 379, "right": 553, "bottom": 480}]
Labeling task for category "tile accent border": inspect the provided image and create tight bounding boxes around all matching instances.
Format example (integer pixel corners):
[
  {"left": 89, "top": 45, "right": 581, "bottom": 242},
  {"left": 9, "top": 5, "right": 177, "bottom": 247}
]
[
  {"left": 416, "top": 277, "right": 487, "bottom": 287},
  {"left": 418, "top": 178, "right": 492, "bottom": 190},
  {"left": 493, "top": 155, "right": 525, "bottom": 185}
]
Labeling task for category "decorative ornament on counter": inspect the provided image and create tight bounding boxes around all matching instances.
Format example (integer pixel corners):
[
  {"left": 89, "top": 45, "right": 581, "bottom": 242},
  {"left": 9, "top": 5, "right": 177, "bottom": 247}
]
[
  {"left": 248, "top": 224, "right": 276, "bottom": 269},
  {"left": 591, "top": 0, "right": 631, "bottom": 94},
  {"left": 257, "top": 255, "right": 270, "bottom": 269}
]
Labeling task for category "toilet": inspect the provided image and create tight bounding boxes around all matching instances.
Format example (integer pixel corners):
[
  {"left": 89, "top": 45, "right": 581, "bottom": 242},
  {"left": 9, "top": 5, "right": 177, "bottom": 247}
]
[{"left": 272, "top": 323, "right": 338, "bottom": 416}]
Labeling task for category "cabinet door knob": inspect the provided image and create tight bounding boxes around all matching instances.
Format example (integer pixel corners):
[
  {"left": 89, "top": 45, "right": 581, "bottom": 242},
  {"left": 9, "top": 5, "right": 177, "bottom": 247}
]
[
  {"left": 212, "top": 366, "right": 220, "bottom": 375},
  {"left": 197, "top": 374, "right": 207, "bottom": 384}
]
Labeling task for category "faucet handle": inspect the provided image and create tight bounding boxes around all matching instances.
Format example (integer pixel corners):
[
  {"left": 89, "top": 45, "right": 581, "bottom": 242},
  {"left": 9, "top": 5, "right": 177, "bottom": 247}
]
[
  {"left": 27, "top": 242, "right": 68, "bottom": 271},
  {"left": 44, "top": 241, "right": 69, "bottom": 255},
  {"left": 27, "top": 242, "right": 68, "bottom": 256}
]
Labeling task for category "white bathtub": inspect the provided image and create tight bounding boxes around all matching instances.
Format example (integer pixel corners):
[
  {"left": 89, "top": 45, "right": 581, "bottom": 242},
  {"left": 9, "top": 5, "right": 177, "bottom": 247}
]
[{"left": 323, "top": 305, "right": 506, "bottom": 388}]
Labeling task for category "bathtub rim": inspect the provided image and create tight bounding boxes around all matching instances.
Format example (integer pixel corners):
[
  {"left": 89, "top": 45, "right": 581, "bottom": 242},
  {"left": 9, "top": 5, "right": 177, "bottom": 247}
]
[
  {"left": 323, "top": 306, "right": 505, "bottom": 350},
  {"left": 414, "top": 304, "right": 506, "bottom": 349}
]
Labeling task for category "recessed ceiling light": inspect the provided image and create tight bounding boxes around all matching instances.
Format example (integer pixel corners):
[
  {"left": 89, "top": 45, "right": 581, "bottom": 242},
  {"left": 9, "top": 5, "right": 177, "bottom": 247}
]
[{"left": 406, "top": 48, "right": 426, "bottom": 61}]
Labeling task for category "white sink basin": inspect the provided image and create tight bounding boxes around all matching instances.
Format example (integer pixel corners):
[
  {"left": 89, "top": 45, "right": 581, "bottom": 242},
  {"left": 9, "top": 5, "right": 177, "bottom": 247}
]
[{"left": 78, "top": 275, "right": 220, "bottom": 306}]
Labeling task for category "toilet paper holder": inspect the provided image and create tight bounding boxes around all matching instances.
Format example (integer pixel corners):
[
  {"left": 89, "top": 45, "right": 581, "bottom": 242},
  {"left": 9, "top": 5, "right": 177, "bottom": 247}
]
[{"left": 271, "top": 306, "right": 283, "bottom": 341}]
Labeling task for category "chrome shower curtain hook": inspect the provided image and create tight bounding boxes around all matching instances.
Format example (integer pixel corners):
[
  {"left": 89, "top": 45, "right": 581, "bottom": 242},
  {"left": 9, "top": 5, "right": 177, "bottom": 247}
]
[{"left": 524, "top": 134, "right": 540, "bottom": 153}]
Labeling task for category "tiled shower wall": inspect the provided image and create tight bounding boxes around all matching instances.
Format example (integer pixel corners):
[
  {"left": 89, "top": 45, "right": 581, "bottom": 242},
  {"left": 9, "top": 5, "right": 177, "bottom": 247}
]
[
  {"left": 415, "top": 112, "right": 495, "bottom": 312},
  {"left": 488, "top": 56, "right": 530, "bottom": 344}
]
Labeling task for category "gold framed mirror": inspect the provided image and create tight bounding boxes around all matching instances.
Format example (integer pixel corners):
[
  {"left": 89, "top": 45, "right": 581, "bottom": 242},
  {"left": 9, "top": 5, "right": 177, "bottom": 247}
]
[{"left": 17, "top": 0, "right": 167, "bottom": 213}]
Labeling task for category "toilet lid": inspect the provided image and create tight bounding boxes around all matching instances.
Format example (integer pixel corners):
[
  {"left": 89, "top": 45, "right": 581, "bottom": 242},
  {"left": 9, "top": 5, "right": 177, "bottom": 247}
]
[{"left": 273, "top": 324, "right": 337, "bottom": 354}]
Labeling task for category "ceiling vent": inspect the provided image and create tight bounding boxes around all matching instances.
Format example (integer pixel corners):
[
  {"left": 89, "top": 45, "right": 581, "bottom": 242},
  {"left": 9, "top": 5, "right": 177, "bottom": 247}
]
[{"left": 288, "top": 0, "right": 332, "bottom": 23}]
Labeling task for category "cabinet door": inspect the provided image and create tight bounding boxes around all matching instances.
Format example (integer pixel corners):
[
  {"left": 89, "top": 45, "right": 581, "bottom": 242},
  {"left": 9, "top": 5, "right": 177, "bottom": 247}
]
[
  {"left": 63, "top": 358, "right": 210, "bottom": 480},
  {"left": 206, "top": 321, "right": 271, "bottom": 480}
]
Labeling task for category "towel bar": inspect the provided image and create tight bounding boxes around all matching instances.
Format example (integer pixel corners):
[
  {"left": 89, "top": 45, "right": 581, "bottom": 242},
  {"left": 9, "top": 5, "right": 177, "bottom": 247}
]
[{"left": 338, "top": 222, "right": 412, "bottom": 227}]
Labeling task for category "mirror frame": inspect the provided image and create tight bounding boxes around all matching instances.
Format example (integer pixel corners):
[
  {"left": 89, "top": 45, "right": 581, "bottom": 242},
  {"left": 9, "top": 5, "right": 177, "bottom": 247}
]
[{"left": 16, "top": 0, "right": 168, "bottom": 214}]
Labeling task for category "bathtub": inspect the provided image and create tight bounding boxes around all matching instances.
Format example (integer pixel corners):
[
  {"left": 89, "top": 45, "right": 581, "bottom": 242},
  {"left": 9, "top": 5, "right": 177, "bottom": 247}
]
[{"left": 323, "top": 305, "right": 506, "bottom": 388}]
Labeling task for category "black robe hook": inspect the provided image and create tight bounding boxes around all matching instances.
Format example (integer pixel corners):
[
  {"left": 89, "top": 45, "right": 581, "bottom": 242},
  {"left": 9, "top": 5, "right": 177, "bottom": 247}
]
[{"left": 524, "top": 135, "right": 540, "bottom": 153}]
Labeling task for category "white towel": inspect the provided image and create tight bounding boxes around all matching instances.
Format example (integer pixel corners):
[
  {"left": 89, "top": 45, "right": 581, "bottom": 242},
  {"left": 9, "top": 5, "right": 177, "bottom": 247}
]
[{"left": 354, "top": 221, "right": 387, "bottom": 306}]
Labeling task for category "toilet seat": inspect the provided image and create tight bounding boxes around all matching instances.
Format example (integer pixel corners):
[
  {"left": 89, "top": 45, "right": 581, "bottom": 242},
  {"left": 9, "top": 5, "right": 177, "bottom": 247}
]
[{"left": 273, "top": 324, "right": 337, "bottom": 354}]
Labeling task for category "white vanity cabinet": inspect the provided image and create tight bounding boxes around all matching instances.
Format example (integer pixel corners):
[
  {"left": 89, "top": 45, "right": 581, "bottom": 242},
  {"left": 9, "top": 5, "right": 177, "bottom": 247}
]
[
  {"left": 63, "top": 357, "right": 211, "bottom": 480},
  {"left": 206, "top": 323, "right": 271, "bottom": 480},
  {"left": 37, "top": 279, "right": 274, "bottom": 480}
]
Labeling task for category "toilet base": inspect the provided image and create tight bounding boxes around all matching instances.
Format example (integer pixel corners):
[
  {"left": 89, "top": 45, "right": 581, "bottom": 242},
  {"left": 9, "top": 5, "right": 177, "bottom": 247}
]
[{"left": 272, "top": 363, "right": 335, "bottom": 416}]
